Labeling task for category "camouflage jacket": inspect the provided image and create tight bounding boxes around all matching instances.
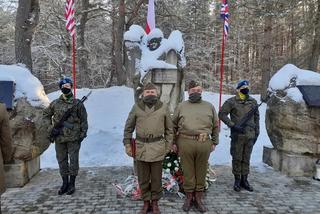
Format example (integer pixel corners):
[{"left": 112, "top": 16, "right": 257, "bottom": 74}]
[
  {"left": 43, "top": 95, "right": 88, "bottom": 143},
  {"left": 218, "top": 94, "right": 260, "bottom": 139}
]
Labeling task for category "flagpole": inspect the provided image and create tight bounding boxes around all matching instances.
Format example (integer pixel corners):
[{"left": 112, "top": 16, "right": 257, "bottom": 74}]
[
  {"left": 72, "top": 33, "right": 77, "bottom": 98},
  {"left": 218, "top": 22, "right": 226, "bottom": 128}
]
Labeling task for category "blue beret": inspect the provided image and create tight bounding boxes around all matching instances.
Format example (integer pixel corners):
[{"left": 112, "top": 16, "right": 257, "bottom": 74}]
[{"left": 236, "top": 80, "right": 249, "bottom": 89}]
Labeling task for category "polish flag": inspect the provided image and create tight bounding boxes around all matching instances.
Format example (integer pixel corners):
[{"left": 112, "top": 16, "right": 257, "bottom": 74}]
[{"left": 146, "top": 0, "right": 155, "bottom": 34}]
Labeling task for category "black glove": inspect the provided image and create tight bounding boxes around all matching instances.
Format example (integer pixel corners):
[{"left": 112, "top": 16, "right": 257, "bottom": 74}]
[
  {"left": 51, "top": 128, "right": 61, "bottom": 136},
  {"left": 231, "top": 124, "right": 244, "bottom": 133},
  {"left": 79, "top": 133, "right": 87, "bottom": 142}
]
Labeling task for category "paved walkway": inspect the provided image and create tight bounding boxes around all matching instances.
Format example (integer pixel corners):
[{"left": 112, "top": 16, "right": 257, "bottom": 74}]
[{"left": 1, "top": 165, "right": 320, "bottom": 214}]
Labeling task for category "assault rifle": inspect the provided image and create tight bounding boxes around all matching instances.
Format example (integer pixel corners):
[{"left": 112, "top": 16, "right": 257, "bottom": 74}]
[
  {"left": 49, "top": 91, "right": 92, "bottom": 142},
  {"left": 234, "top": 102, "right": 263, "bottom": 132}
]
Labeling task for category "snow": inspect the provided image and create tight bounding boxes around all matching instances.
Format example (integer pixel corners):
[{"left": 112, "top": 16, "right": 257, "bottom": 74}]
[
  {"left": 269, "top": 64, "right": 320, "bottom": 102},
  {"left": 0, "top": 64, "right": 49, "bottom": 107},
  {"left": 41, "top": 86, "right": 272, "bottom": 170},
  {"left": 124, "top": 25, "right": 186, "bottom": 81},
  {"left": 123, "top": 25, "right": 146, "bottom": 42}
]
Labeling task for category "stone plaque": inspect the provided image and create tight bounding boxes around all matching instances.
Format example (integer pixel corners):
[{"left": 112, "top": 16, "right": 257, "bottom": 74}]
[
  {"left": 0, "top": 81, "right": 14, "bottom": 109},
  {"left": 297, "top": 85, "right": 320, "bottom": 107},
  {"left": 152, "top": 69, "right": 178, "bottom": 84}
]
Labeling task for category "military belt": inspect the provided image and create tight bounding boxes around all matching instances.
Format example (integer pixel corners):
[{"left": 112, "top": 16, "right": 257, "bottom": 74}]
[
  {"left": 179, "top": 133, "right": 199, "bottom": 140},
  {"left": 136, "top": 135, "right": 163, "bottom": 143},
  {"left": 179, "top": 133, "right": 209, "bottom": 142}
]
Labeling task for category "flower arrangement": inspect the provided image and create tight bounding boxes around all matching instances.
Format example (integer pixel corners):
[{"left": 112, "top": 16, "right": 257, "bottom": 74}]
[
  {"left": 162, "top": 152, "right": 184, "bottom": 196},
  {"left": 113, "top": 153, "right": 217, "bottom": 200}
]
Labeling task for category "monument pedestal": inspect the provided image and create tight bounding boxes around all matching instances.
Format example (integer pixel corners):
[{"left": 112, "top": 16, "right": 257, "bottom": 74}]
[
  {"left": 263, "top": 146, "right": 317, "bottom": 177},
  {"left": 4, "top": 156, "right": 40, "bottom": 187}
]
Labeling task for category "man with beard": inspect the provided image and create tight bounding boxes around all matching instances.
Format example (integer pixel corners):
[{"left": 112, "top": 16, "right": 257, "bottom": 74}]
[
  {"left": 123, "top": 83, "right": 173, "bottom": 214},
  {"left": 218, "top": 80, "right": 259, "bottom": 192},
  {"left": 172, "top": 80, "right": 219, "bottom": 213},
  {"left": 43, "top": 77, "right": 88, "bottom": 195}
]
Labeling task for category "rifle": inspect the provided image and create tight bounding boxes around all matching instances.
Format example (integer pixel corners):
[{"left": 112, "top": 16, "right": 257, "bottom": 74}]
[
  {"left": 234, "top": 102, "right": 263, "bottom": 131},
  {"left": 49, "top": 91, "right": 92, "bottom": 142}
]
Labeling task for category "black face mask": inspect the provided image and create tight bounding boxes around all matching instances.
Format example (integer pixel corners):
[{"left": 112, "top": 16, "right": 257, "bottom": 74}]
[
  {"left": 61, "top": 87, "right": 72, "bottom": 95},
  {"left": 189, "top": 92, "right": 202, "bottom": 103},
  {"left": 240, "top": 88, "right": 249, "bottom": 95},
  {"left": 143, "top": 95, "right": 158, "bottom": 107}
]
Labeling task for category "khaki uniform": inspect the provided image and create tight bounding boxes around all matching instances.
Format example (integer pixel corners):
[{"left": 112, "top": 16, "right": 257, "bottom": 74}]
[
  {"left": 172, "top": 100, "right": 219, "bottom": 192},
  {"left": 218, "top": 94, "right": 259, "bottom": 175},
  {"left": 0, "top": 103, "right": 13, "bottom": 195},
  {"left": 43, "top": 95, "right": 88, "bottom": 176},
  {"left": 123, "top": 100, "right": 173, "bottom": 200}
]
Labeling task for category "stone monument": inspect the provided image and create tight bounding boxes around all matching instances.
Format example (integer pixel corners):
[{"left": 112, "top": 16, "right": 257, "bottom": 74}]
[
  {"left": 0, "top": 66, "right": 51, "bottom": 187},
  {"left": 124, "top": 25, "right": 186, "bottom": 112},
  {"left": 263, "top": 64, "right": 320, "bottom": 176}
]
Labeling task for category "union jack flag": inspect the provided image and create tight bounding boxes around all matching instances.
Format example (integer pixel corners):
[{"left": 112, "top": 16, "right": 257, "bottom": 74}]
[
  {"left": 220, "top": 0, "right": 229, "bottom": 39},
  {"left": 65, "top": 0, "right": 76, "bottom": 36}
]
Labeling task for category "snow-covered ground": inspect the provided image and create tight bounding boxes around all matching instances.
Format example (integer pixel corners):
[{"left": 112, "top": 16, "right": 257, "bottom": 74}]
[{"left": 41, "top": 86, "right": 272, "bottom": 169}]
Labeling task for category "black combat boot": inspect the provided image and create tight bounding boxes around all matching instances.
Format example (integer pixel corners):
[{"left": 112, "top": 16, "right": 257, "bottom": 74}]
[
  {"left": 66, "top": 175, "right": 76, "bottom": 195},
  {"left": 233, "top": 175, "right": 241, "bottom": 192},
  {"left": 58, "top": 176, "right": 69, "bottom": 195},
  {"left": 240, "top": 175, "right": 253, "bottom": 192}
]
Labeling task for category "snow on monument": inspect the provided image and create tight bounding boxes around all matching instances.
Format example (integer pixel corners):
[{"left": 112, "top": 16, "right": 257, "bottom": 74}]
[
  {"left": 263, "top": 64, "right": 320, "bottom": 176},
  {"left": 124, "top": 25, "right": 186, "bottom": 112},
  {"left": 0, "top": 64, "right": 51, "bottom": 187}
]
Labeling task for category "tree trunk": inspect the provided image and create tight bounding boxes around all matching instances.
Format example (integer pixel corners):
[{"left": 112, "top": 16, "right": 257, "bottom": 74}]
[
  {"left": 113, "top": 0, "right": 126, "bottom": 85},
  {"left": 78, "top": 0, "right": 90, "bottom": 88},
  {"left": 261, "top": 3, "right": 273, "bottom": 100},
  {"left": 309, "top": 0, "right": 320, "bottom": 71},
  {"left": 15, "top": 0, "right": 40, "bottom": 72}
]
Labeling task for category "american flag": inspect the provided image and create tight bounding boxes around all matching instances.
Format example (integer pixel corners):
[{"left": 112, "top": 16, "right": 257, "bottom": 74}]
[
  {"left": 220, "top": 0, "right": 229, "bottom": 39},
  {"left": 65, "top": 0, "right": 76, "bottom": 36}
]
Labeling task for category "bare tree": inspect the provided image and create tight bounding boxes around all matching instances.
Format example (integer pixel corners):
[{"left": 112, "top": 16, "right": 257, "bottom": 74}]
[
  {"left": 15, "top": 0, "right": 40, "bottom": 71},
  {"left": 309, "top": 0, "right": 320, "bottom": 71}
]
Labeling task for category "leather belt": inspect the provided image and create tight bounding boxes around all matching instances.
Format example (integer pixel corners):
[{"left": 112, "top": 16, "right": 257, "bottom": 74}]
[
  {"left": 179, "top": 133, "right": 201, "bottom": 140},
  {"left": 179, "top": 133, "right": 209, "bottom": 142},
  {"left": 136, "top": 135, "right": 163, "bottom": 143}
]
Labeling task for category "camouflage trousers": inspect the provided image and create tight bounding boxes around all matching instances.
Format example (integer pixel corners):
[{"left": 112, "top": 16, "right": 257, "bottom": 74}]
[
  {"left": 230, "top": 134, "right": 254, "bottom": 175},
  {"left": 55, "top": 141, "right": 81, "bottom": 177},
  {"left": 136, "top": 160, "right": 163, "bottom": 201},
  {"left": 177, "top": 138, "right": 211, "bottom": 192}
]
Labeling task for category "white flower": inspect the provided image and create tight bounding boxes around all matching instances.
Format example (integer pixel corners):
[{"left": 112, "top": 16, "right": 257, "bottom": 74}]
[
  {"left": 175, "top": 167, "right": 179, "bottom": 171},
  {"left": 174, "top": 160, "right": 178, "bottom": 164},
  {"left": 167, "top": 163, "right": 172, "bottom": 167},
  {"left": 165, "top": 168, "right": 170, "bottom": 173}
]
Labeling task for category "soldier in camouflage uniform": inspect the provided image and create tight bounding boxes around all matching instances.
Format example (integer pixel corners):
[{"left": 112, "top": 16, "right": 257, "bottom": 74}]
[
  {"left": 218, "top": 80, "right": 259, "bottom": 192},
  {"left": 123, "top": 83, "right": 173, "bottom": 214},
  {"left": 43, "top": 77, "right": 88, "bottom": 195},
  {"left": 172, "top": 80, "right": 219, "bottom": 213}
]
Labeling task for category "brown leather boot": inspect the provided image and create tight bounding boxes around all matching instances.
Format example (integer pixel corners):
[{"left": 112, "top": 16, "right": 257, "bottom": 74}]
[
  {"left": 194, "top": 191, "right": 208, "bottom": 213},
  {"left": 139, "top": 201, "right": 150, "bottom": 214},
  {"left": 151, "top": 200, "right": 161, "bottom": 214},
  {"left": 182, "top": 192, "right": 194, "bottom": 212}
]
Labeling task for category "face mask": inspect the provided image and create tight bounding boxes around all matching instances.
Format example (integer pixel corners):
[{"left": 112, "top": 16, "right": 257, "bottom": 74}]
[
  {"left": 143, "top": 95, "right": 158, "bottom": 106},
  {"left": 189, "top": 92, "right": 202, "bottom": 103},
  {"left": 61, "top": 87, "right": 72, "bottom": 95},
  {"left": 240, "top": 88, "right": 249, "bottom": 95}
]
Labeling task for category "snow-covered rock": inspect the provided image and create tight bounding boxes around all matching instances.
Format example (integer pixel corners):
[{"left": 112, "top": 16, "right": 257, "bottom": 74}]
[
  {"left": 265, "top": 64, "right": 320, "bottom": 172},
  {"left": 124, "top": 25, "right": 186, "bottom": 81},
  {"left": 0, "top": 64, "right": 51, "bottom": 161}
]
